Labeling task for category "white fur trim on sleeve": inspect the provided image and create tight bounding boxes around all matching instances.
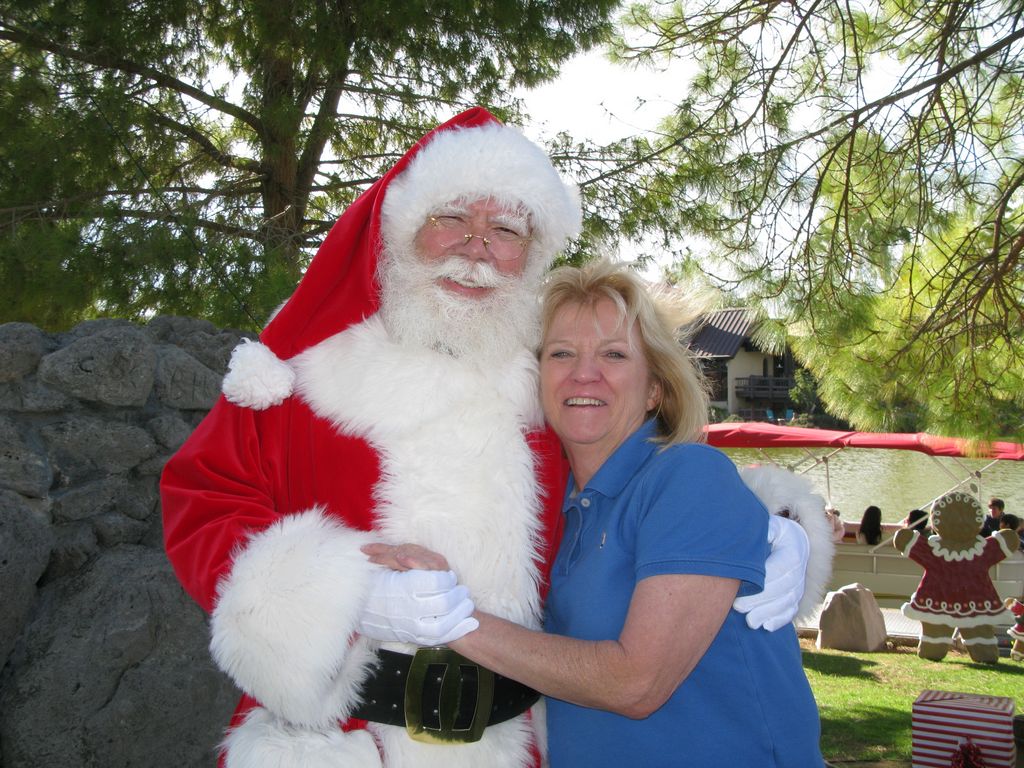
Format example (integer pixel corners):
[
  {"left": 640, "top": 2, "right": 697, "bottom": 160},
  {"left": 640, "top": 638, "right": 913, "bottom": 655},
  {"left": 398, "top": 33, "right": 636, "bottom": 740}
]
[
  {"left": 223, "top": 707, "right": 382, "bottom": 768},
  {"left": 222, "top": 339, "right": 296, "bottom": 409},
  {"left": 210, "top": 508, "right": 378, "bottom": 727},
  {"left": 739, "top": 464, "right": 836, "bottom": 621}
]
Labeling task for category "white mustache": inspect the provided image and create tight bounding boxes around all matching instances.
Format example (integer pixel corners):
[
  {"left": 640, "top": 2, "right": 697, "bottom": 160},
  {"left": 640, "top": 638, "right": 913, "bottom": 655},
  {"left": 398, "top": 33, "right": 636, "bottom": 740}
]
[{"left": 432, "top": 257, "right": 514, "bottom": 289}]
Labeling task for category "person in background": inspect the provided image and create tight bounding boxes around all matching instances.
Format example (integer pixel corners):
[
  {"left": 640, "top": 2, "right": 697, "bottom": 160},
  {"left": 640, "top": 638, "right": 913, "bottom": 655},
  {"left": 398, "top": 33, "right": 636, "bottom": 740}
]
[
  {"left": 981, "top": 497, "right": 1005, "bottom": 536},
  {"left": 367, "top": 259, "right": 825, "bottom": 767},
  {"left": 998, "top": 513, "right": 1023, "bottom": 551},
  {"left": 900, "top": 508, "right": 931, "bottom": 536},
  {"left": 857, "top": 505, "right": 884, "bottom": 545},
  {"left": 827, "top": 506, "right": 846, "bottom": 543}
]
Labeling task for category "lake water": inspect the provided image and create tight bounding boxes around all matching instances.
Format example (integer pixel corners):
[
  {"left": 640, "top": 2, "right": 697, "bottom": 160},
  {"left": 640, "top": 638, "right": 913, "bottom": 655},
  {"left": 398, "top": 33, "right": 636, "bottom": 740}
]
[{"left": 721, "top": 446, "right": 1024, "bottom": 524}]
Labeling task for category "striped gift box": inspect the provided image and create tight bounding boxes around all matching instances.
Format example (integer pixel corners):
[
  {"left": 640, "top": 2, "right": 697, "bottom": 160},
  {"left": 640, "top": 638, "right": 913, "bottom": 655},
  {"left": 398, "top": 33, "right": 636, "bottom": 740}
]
[{"left": 912, "top": 690, "right": 1017, "bottom": 767}]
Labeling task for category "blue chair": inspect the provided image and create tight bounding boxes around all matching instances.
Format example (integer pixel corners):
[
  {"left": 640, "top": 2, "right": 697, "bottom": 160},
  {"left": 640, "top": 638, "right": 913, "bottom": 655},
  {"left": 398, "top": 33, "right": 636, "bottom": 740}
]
[{"left": 765, "top": 408, "right": 775, "bottom": 423}]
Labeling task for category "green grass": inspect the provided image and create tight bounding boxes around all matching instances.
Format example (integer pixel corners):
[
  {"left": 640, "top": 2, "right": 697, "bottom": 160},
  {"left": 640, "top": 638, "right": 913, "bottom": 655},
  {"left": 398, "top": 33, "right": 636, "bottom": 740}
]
[{"left": 801, "top": 639, "right": 1024, "bottom": 763}]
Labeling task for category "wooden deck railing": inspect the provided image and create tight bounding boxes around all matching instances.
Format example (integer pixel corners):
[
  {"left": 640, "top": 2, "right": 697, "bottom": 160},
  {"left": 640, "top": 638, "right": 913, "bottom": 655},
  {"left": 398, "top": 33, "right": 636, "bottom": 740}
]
[{"left": 734, "top": 375, "right": 795, "bottom": 400}]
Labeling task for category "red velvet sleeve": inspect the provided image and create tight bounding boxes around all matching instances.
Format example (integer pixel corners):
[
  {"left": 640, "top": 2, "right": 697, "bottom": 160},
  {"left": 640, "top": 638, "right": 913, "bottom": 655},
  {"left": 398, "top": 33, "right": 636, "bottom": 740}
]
[
  {"left": 162, "top": 394, "right": 382, "bottom": 614},
  {"left": 160, "top": 397, "right": 289, "bottom": 613}
]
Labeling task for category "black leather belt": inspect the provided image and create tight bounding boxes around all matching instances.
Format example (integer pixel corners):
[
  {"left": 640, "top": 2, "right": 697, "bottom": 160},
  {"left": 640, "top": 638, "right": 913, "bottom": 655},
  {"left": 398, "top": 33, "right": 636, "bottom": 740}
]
[{"left": 350, "top": 648, "right": 539, "bottom": 744}]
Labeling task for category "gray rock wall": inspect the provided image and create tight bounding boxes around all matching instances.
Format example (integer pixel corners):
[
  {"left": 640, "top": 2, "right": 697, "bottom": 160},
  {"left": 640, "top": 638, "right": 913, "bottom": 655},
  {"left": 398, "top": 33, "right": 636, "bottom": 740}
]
[{"left": 0, "top": 318, "right": 249, "bottom": 768}]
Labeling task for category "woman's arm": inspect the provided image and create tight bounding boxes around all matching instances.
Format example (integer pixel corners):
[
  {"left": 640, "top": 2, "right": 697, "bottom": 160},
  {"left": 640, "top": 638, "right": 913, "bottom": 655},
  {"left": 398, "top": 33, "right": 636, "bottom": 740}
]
[
  {"left": 451, "top": 573, "right": 739, "bottom": 719},
  {"left": 361, "top": 541, "right": 741, "bottom": 718}
]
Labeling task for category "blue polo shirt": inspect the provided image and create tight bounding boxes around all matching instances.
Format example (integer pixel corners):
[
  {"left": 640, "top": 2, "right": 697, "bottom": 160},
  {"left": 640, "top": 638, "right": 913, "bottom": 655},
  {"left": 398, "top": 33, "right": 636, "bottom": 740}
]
[{"left": 544, "top": 421, "right": 823, "bottom": 767}]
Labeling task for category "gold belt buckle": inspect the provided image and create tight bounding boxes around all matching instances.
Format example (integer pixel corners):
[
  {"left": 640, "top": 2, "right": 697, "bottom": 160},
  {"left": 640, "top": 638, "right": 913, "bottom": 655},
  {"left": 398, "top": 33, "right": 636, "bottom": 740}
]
[{"left": 404, "top": 646, "right": 495, "bottom": 744}]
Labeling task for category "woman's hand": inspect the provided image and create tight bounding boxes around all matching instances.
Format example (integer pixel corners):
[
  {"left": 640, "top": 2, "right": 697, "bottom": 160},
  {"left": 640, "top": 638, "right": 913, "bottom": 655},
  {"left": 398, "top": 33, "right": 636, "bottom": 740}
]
[
  {"left": 358, "top": 543, "right": 475, "bottom": 645},
  {"left": 361, "top": 542, "right": 450, "bottom": 571}
]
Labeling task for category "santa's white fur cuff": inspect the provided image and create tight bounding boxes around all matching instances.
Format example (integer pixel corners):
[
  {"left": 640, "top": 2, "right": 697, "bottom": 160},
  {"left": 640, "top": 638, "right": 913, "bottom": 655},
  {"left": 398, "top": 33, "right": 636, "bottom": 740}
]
[
  {"left": 210, "top": 508, "right": 378, "bottom": 727},
  {"left": 223, "top": 707, "right": 382, "bottom": 768},
  {"left": 740, "top": 464, "right": 835, "bottom": 621}
]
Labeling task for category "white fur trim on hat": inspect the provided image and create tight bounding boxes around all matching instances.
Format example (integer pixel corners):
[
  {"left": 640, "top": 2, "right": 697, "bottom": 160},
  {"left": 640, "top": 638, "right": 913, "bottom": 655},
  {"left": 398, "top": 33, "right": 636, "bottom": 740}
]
[
  {"left": 222, "top": 339, "right": 296, "bottom": 409},
  {"left": 380, "top": 122, "right": 582, "bottom": 268}
]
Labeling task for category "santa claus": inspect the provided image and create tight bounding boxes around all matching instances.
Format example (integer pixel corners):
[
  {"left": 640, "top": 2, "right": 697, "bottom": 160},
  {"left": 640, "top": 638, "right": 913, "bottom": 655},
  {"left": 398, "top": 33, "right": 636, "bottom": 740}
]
[{"left": 160, "top": 108, "right": 811, "bottom": 767}]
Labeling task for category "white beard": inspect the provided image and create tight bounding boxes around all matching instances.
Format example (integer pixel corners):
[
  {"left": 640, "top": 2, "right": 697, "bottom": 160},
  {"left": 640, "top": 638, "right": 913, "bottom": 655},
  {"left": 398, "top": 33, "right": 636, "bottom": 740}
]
[{"left": 377, "top": 244, "right": 543, "bottom": 366}]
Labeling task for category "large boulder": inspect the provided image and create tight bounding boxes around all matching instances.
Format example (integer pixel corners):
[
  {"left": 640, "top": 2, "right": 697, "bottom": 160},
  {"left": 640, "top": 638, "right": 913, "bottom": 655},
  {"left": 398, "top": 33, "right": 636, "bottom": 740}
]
[
  {"left": 0, "top": 489, "right": 54, "bottom": 668},
  {"left": 153, "top": 346, "right": 223, "bottom": 411},
  {"left": 38, "top": 327, "right": 156, "bottom": 407},
  {"left": 0, "top": 323, "right": 52, "bottom": 382},
  {"left": 0, "top": 316, "right": 248, "bottom": 768},
  {"left": 41, "top": 415, "right": 157, "bottom": 481},
  {"left": 0, "top": 415, "right": 52, "bottom": 497},
  {"left": 0, "top": 548, "right": 238, "bottom": 768},
  {"left": 816, "top": 582, "right": 888, "bottom": 652}
]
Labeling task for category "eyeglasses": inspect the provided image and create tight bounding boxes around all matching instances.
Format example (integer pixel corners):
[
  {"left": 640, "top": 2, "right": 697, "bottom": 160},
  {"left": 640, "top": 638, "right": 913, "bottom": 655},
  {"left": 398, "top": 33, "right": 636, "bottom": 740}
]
[{"left": 426, "top": 215, "right": 532, "bottom": 261}]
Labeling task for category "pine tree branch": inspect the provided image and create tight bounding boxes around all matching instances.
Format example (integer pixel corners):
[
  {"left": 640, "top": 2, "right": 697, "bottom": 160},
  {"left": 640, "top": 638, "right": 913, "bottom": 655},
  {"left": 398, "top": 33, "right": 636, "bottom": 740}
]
[{"left": 0, "top": 22, "right": 263, "bottom": 133}]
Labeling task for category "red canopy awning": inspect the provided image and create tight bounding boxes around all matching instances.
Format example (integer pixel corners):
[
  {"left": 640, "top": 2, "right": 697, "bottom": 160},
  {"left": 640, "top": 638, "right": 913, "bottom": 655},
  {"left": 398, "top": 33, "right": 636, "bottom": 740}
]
[{"left": 704, "top": 422, "right": 1024, "bottom": 461}]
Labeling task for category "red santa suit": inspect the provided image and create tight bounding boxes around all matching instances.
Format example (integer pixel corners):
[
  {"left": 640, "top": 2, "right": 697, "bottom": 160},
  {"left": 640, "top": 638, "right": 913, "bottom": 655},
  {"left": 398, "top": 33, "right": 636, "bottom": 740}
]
[{"left": 161, "top": 108, "right": 579, "bottom": 767}]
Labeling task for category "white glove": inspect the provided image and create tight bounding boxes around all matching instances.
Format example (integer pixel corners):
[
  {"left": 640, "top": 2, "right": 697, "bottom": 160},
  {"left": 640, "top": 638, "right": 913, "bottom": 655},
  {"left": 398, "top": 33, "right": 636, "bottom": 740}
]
[
  {"left": 358, "top": 569, "right": 479, "bottom": 645},
  {"left": 733, "top": 515, "right": 809, "bottom": 631}
]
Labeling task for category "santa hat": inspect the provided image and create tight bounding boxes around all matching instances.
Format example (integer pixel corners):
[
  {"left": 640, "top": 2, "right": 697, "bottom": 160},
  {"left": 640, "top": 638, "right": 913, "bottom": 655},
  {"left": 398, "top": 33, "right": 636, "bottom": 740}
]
[
  {"left": 380, "top": 121, "right": 581, "bottom": 274},
  {"left": 222, "top": 107, "right": 582, "bottom": 409}
]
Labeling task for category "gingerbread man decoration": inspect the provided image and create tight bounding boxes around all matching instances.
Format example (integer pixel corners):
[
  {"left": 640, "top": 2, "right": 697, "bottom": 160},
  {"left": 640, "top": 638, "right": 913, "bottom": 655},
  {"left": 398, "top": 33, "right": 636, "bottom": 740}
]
[{"left": 894, "top": 491, "right": 1017, "bottom": 663}]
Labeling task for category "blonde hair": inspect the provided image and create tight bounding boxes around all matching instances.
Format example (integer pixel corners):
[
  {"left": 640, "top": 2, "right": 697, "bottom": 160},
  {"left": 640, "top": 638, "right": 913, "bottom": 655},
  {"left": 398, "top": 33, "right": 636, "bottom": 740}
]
[{"left": 539, "top": 259, "right": 710, "bottom": 445}]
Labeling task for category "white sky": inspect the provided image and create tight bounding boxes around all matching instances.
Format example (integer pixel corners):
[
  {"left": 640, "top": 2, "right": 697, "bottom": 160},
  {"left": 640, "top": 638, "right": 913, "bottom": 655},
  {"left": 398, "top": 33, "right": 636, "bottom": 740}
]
[
  {"left": 517, "top": 49, "right": 684, "bottom": 145},
  {"left": 516, "top": 49, "right": 697, "bottom": 277}
]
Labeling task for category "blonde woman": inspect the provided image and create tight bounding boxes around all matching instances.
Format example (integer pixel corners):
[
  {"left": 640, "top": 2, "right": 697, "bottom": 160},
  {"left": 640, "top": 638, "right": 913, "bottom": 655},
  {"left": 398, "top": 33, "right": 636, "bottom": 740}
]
[{"left": 367, "top": 260, "right": 824, "bottom": 767}]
